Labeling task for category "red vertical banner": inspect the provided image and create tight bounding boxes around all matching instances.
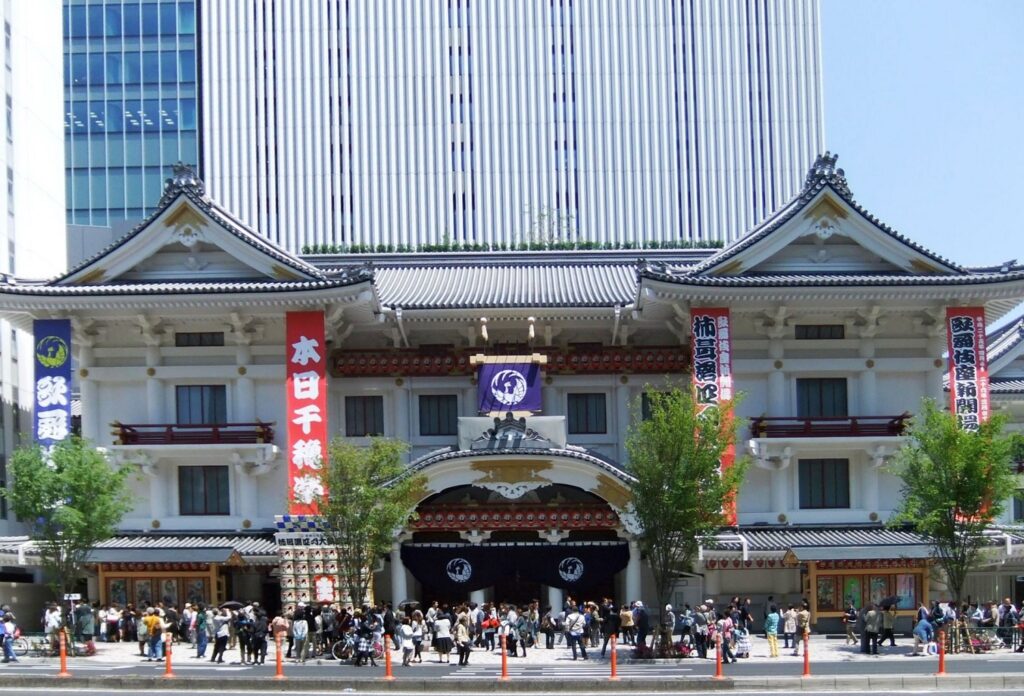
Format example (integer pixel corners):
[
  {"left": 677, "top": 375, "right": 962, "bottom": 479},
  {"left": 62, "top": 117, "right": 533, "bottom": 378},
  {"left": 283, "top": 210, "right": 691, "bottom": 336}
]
[
  {"left": 287, "top": 311, "right": 328, "bottom": 515},
  {"left": 945, "top": 307, "right": 989, "bottom": 431},
  {"left": 691, "top": 308, "right": 736, "bottom": 524}
]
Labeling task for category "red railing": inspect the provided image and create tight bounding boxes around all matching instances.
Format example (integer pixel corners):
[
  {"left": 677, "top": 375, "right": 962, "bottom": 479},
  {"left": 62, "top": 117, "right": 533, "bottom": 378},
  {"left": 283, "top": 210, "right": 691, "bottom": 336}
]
[
  {"left": 112, "top": 422, "right": 274, "bottom": 445},
  {"left": 411, "top": 504, "right": 619, "bottom": 531},
  {"left": 749, "top": 415, "right": 909, "bottom": 439}
]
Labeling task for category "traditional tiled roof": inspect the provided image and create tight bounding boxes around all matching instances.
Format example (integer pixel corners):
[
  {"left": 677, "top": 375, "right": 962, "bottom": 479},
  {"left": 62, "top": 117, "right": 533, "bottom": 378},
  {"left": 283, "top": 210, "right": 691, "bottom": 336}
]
[
  {"left": 54, "top": 163, "right": 325, "bottom": 285},
  {"left": 681, "top": 152, "right": 966, "bottom": 278},
  {"left": 0, "top": 275, "right": 371, "bottom": 297},
  {"left": 990, "top": 378, "right": 1024, "bottom": 395},
  {"left": 709, "top": 525, "right": 927, "bottom": 552},
  {"left": 374, "top": 263, "right": 638, "bottom": 309},
  {"left": 639, "top": 267, "right": 1024, "bottom": 288},
  {"left": 987, "top": 316, "right": 1024, "bottom": 364},
  {"left": 397, "top": 444, "right": 636, "bottom": 485},
  {"left": 0, "top": 532, "right": 279, "bottom": 565}
]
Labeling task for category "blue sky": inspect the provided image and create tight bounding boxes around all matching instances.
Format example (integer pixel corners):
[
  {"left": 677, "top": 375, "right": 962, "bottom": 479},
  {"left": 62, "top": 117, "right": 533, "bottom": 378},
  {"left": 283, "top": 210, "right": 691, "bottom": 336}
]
[{"left": 822, "top": 0, "right": 1023, "bottom": 270}]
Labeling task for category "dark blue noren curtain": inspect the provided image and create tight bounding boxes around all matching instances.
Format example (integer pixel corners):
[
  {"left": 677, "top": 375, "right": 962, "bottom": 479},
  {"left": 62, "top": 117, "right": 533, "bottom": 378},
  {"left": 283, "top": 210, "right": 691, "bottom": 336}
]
[{"left": 400, "top": 543, "right": 629, "bottom": 594}]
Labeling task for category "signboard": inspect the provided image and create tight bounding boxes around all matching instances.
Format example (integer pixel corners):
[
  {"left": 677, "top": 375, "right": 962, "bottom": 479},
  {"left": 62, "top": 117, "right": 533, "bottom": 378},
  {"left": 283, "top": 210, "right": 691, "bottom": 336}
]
[
  {"left": 33, "top": 319, "right": 72, "bottom": 450},
  {"left": 690, "top": 308, "right": 736, "bottom": 524},
  {"left": 945, "top": 307, "right": 990, "bottom": 431},
  {"left": 477, "top": 361, "right": 542, "bottom": 413},
  {"left": 286, "top": 311, "right": 328, "bottom": 515},
  {"left": 313, "top": 574, "right": 337, "bottom": 603}
]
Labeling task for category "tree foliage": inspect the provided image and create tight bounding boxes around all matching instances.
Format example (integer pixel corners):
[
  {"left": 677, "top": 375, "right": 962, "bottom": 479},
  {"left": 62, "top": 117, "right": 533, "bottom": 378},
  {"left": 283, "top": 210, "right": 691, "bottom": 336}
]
[
  {"left": 2, "top": 437, "right": 133, "bottom": 604},
  {"left": 625, "top": 388, "right": 748, "bottom": 609},
  {"left": 889, "top": 399, "right": 1016, "bottom": 604},
  {"left": 316, "top": 437, "right": 425, "bottom": 608}
]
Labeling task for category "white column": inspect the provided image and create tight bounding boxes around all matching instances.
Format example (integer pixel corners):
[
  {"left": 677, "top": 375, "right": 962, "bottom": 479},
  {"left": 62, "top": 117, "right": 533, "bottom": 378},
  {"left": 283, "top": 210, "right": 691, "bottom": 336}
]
[
  {"left": 858, "top": 370, "right": 877, "bottom": 415},
  {"left": 146, "top": 377, "right": 164, "bottom": 423},
  {"left": 615, "top": 382, "right": 630, "bottom": 464},
  {"left": 78, "top": 344, "right": 100, "bottom": 443},
  {"left": 625, "top": 540, "right": 642, "bottom": 604},
  {"left": 547, "top": 585, "right": 563, "bottom": 613},
  {"left": 235, "top": 344, "right": 255, "bottom": 422},
  {"left": 470, "top": 589, "right": 486, "bottom": 606},
  {"left": 390, "top": 542, "right": 408, "bottom": 604},
  {"left": 145, "top": 345, "right": 164, "bottom": 423},
  {"left": 862, "top": 457, "right": 879, "bottom": 513},
  {"left": 704, "top": 569, "right": 721, "bottom": 596},
  {"left": 146, "top": 468, "right": 166, "bottom": 520},
  {"left": 770, "top": 467, "right": 788, "bottom": 515},
  {"left": 394, "top": 382, "right": 410, "bottom": 444},
  {"left": 233, "top": 461, "right": 256, "bottom": 522},
  {"left": 768, "top": 370, "right": 786, "bottom": 416},
  {"left": 929, "top": 334, "right": 948, "bottom": 404}
]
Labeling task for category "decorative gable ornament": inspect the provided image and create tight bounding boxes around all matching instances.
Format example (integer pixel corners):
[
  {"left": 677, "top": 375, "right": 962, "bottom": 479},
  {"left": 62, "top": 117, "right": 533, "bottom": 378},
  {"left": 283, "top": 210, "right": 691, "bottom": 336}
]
[{"left": 800, "top": 151, "right": 852, "bottom": 200}]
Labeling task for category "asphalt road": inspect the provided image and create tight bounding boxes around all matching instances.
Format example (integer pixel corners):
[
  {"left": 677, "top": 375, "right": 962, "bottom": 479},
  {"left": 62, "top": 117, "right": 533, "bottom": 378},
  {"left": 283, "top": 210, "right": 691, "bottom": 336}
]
[{"left": 4, "top": 690, "right": 1023, "bottom": 696}]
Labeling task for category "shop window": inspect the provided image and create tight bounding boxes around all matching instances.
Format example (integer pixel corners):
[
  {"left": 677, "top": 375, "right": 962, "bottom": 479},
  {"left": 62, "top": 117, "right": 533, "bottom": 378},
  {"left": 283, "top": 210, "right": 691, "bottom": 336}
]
[
  {"left": 175, "top": 331, "right": 225, "bottom": 347},
  {"left": 1014, "top": 491, "right": 1024, "bottom": 523},
  {"left": 345, "top": 395, "right": 384, "bottom": 437},
  {"left": 419, "top": 395, "right": 458, "bottom": 436},
  {"left": 175, "top": 385, "right": 227, "bottom": 425},
  {"left": 568, "top": 393, "right": 607, "bottom": 434},
  {"left": 795, "top": 324, "right": 845, "bottom": 340},
  {"left": 799, "top": 458, "right": 850, "bottom": 509},
  {"left": 796, "top": 378, "right": 847, "bottom": 418},
  {"left": 178, "top": 465, "right": 229, "bottom": 515}
]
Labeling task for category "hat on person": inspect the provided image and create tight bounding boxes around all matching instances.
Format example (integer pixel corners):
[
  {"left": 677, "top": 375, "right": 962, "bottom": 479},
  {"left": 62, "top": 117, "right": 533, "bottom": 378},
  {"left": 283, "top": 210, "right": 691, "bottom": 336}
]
[
  {"left": 635, "top": 601, "right": 643, "bottom": 608},
  {"left": 665, "top": 604, "right": 672, "bottom": 611}
]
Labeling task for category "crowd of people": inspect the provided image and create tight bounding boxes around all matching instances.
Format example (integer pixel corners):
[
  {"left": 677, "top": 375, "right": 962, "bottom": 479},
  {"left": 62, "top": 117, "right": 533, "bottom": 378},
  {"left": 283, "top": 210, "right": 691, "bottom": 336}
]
[{"left": 7, "top": 593, "right": 1024, "bottom": 667}]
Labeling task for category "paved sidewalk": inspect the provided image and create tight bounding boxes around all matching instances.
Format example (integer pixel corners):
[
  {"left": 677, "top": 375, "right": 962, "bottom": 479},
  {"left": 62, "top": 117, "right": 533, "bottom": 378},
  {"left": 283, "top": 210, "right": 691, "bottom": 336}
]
[{"left": 54, "top": 631, "right": 1020, "bottom": 666}]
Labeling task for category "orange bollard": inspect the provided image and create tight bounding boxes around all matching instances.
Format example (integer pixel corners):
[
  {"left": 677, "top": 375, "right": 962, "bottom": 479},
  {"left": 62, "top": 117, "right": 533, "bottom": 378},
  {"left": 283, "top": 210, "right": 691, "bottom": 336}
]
[
  {"left": 163, "top": 633, "right": 175, "bottom": 679},
  {"left": 57, "top": 631, "right": 71, "bottom": 678},
  {"left": 274, "top": 630, "right": 286, "bottom": 679},
  {"left": 802, "top": 633, "right": 810, "bottom": 678},
  {"left": 714, "top": 632, "right": 723, "bottom": 679},
  {"left": 383, "top": 634, "right": 395, "bottom": 680},
  {"left": 499, "top": 633, "right": 509, "bottom": 680},
  {"left": 609, "top": 633, "right": 619, "bottom": 681},
  {"left": 937, "top": 629, "right": 946, "bottom": 676}
]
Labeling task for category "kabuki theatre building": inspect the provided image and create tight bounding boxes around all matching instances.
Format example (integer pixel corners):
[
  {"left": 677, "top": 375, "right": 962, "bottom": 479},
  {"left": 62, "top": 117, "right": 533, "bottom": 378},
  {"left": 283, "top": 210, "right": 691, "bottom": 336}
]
[{"left": 3, "top": 154, "right": 1024, "bottom": 629}]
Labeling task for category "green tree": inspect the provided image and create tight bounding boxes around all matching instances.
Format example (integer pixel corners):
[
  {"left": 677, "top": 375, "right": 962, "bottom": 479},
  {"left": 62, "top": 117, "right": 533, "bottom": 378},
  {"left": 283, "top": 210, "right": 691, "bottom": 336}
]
[
  {"left": 2, "top": 437, "right": 133, "bottom": 610},
  {"left": 316, "top": 437, "right": 425, "bottom": 609},
  {"left": 889, "top": 399, "right": 1017, "bottom": 604},
  {"left": 625, "top": 388, "right": 748, "bottom": 610}
]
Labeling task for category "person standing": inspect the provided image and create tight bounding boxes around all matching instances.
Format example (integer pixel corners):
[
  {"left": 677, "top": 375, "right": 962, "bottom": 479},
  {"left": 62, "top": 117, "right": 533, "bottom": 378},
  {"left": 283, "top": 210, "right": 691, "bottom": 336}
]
[
  {"left": 432, "top": 611, "right": 453, "bottom": 664},
  {"left": 782, "top": 605, "right": 797, "bottom": 650},
  {"left": 143, "top": 608, "right": 164, "bottom": 661},
  {"left": 455, "top": 615, "right": 472, "bottom": 666},
  {"left": 619, "top": 604, "right": 635, "bottom": 646},
  {"left": 600, "top": 601, "right": 621, "bottom": 658},
  {"left": 791, "top": 602, "right": 810, "bottom": 656},
  {"left": 864, "top": 604, "right": 881, "bottom": 655},
  {"left": 291, "top": 606, "right": 309, "bottom": 664},
  {"left": 400, "top": 617, "right": 415, "bottom": 666},
  {"left": 763, "top": 604, "right": 780, "bottom": 657},
  {"left": 210, "top": 608, "right": 230, "bottom": 664},
  {"left": 564, "top": 603, "right": 588, "bottom": 660},
  {"left": 1, "top": 612, "right": 19, "bottom": 663},
  {"left": 843, "top": 601, "right": 858, "bottom": 646},
  {"left": 692, "top": 605, "right": 709, "bottom": 659},
  {"left": 252, "top": 610, "right": 268, "bottom": 665},
  {"left": 634, "top": 601, "right": 650, "bottom": 650},
  {"left": 194, "top": 604, "right": 209, "bottom": 658}
]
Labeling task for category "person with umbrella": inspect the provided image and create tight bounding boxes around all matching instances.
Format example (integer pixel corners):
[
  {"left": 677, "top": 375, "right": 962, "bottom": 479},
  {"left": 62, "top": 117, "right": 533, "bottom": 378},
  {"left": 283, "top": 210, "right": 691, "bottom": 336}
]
[{"left": 880, "top": 600, "right": 898, "bottom": 647}]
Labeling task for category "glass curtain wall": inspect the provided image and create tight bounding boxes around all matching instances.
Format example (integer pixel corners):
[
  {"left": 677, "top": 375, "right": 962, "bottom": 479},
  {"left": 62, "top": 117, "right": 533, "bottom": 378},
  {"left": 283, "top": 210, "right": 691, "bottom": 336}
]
[{"left": 64, "top": 0, "right": 198, "bottom": 226}]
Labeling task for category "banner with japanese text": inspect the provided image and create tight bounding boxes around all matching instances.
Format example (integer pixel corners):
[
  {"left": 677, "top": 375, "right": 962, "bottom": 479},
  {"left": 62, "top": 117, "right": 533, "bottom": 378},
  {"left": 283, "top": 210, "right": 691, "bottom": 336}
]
[
  {"left": 33, "top": 319, "right": 72, "bottom": 449},
  {"left": 287, "top": 311, "right": 328, "bottom": 514},
  {"left": 946, "top": 307, "right": 990, "bottom": 431},
  {"left": 691, "top": 308, "right": 736, "bottom": 524},
  {"left": 477, "top": 360, "right": 542, "bottom": 413}
]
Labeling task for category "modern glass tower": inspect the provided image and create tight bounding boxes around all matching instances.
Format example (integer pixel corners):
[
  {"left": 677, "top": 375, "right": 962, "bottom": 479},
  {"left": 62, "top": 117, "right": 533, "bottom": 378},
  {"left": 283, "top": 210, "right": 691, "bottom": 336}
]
[
  {"left": 65, "top": 0, "right": 824, "bottom": 255},
  {"left": 63, "top": 0, "right": 198, "bottom": 228}
]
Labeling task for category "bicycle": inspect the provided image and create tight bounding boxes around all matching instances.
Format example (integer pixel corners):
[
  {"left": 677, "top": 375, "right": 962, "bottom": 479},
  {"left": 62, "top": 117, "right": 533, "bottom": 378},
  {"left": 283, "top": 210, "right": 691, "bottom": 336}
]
[{"left": 330, "top": 631, "right": 384, "bottom": 662}]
